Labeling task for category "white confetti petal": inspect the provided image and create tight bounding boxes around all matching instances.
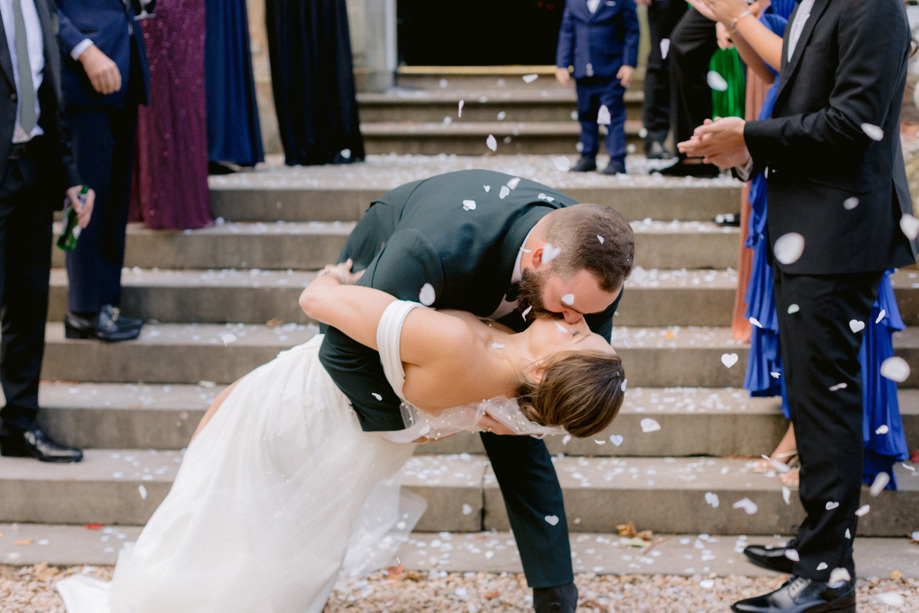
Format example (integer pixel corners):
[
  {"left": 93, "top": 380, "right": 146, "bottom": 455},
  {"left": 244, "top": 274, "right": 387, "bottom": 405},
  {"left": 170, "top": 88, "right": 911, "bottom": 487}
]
[
  {"left": 706, "top": 71, "right": 729, "bottom": 92},
  {"left": 880, "top": 356, "right": 910, "bottom": 382},
  {"left": 597, "top": 235, "right": 605, "bottom": 244},
  {"left": 782, "top": 486, "right": 791, "bottom": 505},
  {"left": 845, "top": 529, "right": 851, "bottom": 539},
  {"left": 869, "top": 472, "right": 890, "bottom": 496},
  {"left": 640, "top": 418, "right": 661, "bottom": 433},
  {"left": 705, "top": 492, "right": 720, "bottom": 508},
  {"left": 497, "top": 111, "right": 507, "bottom": 121},
  {"left": 660, "top": 38, "right": 671, "bottom": 60},
  {"left": 749, "top": 317, "right": 763, "bottom": 328},
  {"left": 860, "top": 123, "right": 884, "bottom": 141},
  {"left": 829, "top": 568, "right": 851, "bottom": 585},
  {"left": 523, "top": 73, "right": 539, "bottom": 83},
  {"left": 774, "top": 232, "right": 805, "bottom": 265},
  {"left": 220, "top": 333, "right": 237, "bottom": 346},
  {"left": 825, "top": 501, "right": 840, "bottom": 510},
  {"left": 848, "top": 320, "right": 865, "bottom": 333},
  {"left": 544, "top": 515, "right": 560, "bottom": 526},
  {"left": 552, "top": 156, "right": 571, "bottom": 171},
  {"left": 597, "top": 105, "right": 612, "bottom": 125},
  {"left": 816, "top": 562, "right": 828, "bottom": 571},
  {"left": 843, "top": 197, "right": 859, "bottom": 210},
  {"left": 340, "top": 149, "right": 352, "bottom": 160},
  {"left": 499, "top": 185, "right": 510, "bottom": 199},
  {"left": 563, "top": 434, "right": 572, "bottom": 445},
  {"left": 900, "top": 214, "right": 919, "bottom": 240},
  {"left": 829, "top": 382, "right": 848, "bottom": 392},
  {"left": 875, "top": 425, "right": 890, "bottom": 435},
  {"left": 561, "top": 293, "right": 574, "bottom": 306},
  {"left": 784, "top": 548, "right": 800, "bottom": 561},
  {"left": 610, "top": 434, "right": 624, "bottom": 446},
  {"left": 721, "top": 353, "right": 739, "bottom": 368},
  {"left": 372, "top": 392, "right": 383, "bottom": 401},
  {"left": 876, "top": 309, "right": 886, "bottom": 324},
  {"left": 138, "top": 485, "right": 148, "bottom": 500},
  {"left": 462, "top": 504, "right": 473, "bottom": 515},
  {"left": 486, "top": 134, "right": 498, "bottom": 151},
  {"left": 700, "top": 579, "right": 715, "bottom": 589},
  {"left": 522, "top": 306, "right": 533, "bottom": 320},
  {"left": 458, "top": 100, "right": 464, "bottom": 117},
  {"left": 506, "top": 177, "right": 521, "bottom": 190},
  {"left": 419, "top": 283, "right": 436, "bottom": 306},
  {"left": 620, "top": 378, "right": 627, "bottom": 392},
  {"left": 462, "top": 200, "right": 476, "bottom": 211},
  {"left": 491, "top": 343, "right": 505, "bottom": 349},
  {"left": 787, "top": 304, "right": 800, "bottom": 315},
  {"left": 876, "top": 592, "right": 906, "bottom": 607},
  {"left": 732, "top": 498, "right": 758, "bottom": 515},
  {"left": 483, "top": 185, "right": 491, "bottom": 192},
  {"left": 855, "top": 504, "right": 870, "bottom": 517},
  {"left": 542, "top": 243, "right": 562, "bottom": 263}
]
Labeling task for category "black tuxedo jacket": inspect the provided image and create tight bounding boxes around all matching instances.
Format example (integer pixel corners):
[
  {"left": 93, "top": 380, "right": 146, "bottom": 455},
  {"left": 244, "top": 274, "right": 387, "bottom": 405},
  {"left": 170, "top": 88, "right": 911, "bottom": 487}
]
[
  {"left": 744, "top": 0, "right": 918, "bottom": 275},
  {"left": 319, "top": 169, "right": 619, "bottom": 431},
  {"left": 0, "top": 0, "right": 80, "bottom": 197}
]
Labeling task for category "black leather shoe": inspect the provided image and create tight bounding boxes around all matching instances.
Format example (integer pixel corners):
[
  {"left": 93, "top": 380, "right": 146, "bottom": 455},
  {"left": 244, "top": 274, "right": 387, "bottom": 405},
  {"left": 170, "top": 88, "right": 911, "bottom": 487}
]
[
  {"left": 534, "top": 582, "right": 578, "bottom": 613},
  {"left": 656, "top": 160, "right": 721, "bottom": 178},
  {"left": 65, "top": 304, "right": 143, "bottom": 342},
  {"left": 645, "top": 141, "right": 674, "bottom": 160},
  {"left": 0, "top": 427, "right": 83, "bottom": 462},
  {"left": 731, "top": 576, "right": 856, "bottom": 613},
  {"left": 743, "top": 544, "right": 795, "bottom": 573},
  {"left": 600, "top": 159, "right": 626, "bottom": 175},
  {"left": 569, "top": 156, "right": 597, "bottom": 172}
]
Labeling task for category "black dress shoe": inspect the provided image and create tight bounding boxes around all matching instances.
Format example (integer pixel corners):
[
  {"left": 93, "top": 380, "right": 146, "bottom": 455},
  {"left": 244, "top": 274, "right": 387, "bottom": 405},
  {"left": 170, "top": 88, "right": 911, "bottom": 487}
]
[
  {"left": 645, "top": 140, "right": 674, "bottom": 160},
  {"left": 0, "top": 427, "right": 83, "bottom": 462},
  {"left": 569, "top": 156, "right": 597, "bottom": 172},
  {"left": 533, "top": 582, "right": 578, "bottom": 613},
  {"left": 731, "top": 576, "right": 856, "bottom": 613},
  {"left": 65, "top": 304, "right": 143, "bottom": 342},
  {"left": 656, "top": 160, "right": 721, "bottom": 178},
  {"left": 600, "top": 159, "right": 626, "bottom": 175},
  {"left": 743, "top": 544, "right": 795, "bottom": 573}
]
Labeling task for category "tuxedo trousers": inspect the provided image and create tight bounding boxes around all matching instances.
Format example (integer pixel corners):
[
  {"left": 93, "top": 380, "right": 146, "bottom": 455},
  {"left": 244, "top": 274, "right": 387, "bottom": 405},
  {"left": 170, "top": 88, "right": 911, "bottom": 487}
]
[
  {"left": 0, "top": 143, "right": 53, "bottom": 431},
  {"left": 641, "top": 0, "right": 687, "bottom": 148},
  {"left": 773, "top": 268, "right": 883, "bottom": 580},
  {"left": 668, "top": 9, "right": 717, "bottom": 147},
  {"left": 65, "top": 104, "right": 138, "bottom": 314}
]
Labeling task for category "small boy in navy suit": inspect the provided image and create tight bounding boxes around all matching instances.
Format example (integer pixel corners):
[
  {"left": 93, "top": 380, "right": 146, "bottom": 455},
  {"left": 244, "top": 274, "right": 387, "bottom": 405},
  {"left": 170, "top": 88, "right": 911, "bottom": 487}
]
[{"left": 556, "top": 0, "right": 640, "bottom": 175}]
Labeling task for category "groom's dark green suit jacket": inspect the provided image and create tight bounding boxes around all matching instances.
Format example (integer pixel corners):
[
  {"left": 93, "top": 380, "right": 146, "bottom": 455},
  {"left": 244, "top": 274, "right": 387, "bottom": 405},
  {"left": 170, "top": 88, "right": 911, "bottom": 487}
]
[
  {"left": 319, "top": 169, "right": 618, "bottom": 432},
  {"left": 318, "top": 169, "right": 620, "bottom": 589}
]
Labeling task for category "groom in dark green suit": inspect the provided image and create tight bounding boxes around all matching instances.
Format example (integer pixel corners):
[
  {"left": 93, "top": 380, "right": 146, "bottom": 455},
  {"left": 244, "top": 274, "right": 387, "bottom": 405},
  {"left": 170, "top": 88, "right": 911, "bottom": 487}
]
[{"left": 319, "top": 169, "right": 633, "bottom": 612}]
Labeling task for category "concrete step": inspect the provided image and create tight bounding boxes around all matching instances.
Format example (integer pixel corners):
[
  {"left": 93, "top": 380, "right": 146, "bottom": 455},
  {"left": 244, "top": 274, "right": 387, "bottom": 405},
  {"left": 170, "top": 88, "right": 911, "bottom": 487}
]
[
  {"left": 207, "top": 156, "right": 742, "bottom": 223},
  {"left": 358, "top": 89, "right": 644, "bottom": 123},
  {"left": 3, "top": 525, "right": 916, "bottom": 581},
  {"left": 41, "top": 322, "right": 318, "bottom": 385},
  {"left": 33, "top": 382, "right": 919, "bottom": 455},
  {"left": 392, "top": 66, "right": 646, "bottom": 92},
  {"left": 361, "top": 119, "right": 644, "bottom": 156},
  {"left": 40, "top": 323, "right": 919, "bottom": 388},
  {"left": 1, "top": 452, "right": 915, "bottom": 536},
  {"left": 51, "top": 220, "right": 741, "bottom": 271}
]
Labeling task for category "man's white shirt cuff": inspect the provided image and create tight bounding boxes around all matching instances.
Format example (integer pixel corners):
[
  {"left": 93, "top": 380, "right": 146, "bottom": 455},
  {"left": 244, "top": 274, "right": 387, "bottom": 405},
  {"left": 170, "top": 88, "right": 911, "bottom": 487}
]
[{"left": 71, "top": 39, "right": 94, "bottom": 61}]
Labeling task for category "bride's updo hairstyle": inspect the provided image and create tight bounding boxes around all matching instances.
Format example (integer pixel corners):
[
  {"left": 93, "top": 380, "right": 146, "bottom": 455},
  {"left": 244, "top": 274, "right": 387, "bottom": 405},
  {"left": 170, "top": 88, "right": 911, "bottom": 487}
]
[{"left": 514, "top": 350, "right": 625, "bottom": 438}]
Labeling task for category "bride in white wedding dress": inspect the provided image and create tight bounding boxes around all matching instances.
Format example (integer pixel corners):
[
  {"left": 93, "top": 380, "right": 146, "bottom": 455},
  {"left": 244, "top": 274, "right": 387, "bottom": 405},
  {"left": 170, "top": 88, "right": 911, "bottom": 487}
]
[{"left": 56, "top": 261, "right": 625, "bottom": 613}]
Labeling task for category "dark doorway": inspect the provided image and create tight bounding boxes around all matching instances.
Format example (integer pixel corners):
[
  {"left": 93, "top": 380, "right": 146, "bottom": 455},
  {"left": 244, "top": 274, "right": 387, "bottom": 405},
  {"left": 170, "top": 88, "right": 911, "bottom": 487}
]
[{"left": 397, "top": 0, "right": 566, "bottom": 66}]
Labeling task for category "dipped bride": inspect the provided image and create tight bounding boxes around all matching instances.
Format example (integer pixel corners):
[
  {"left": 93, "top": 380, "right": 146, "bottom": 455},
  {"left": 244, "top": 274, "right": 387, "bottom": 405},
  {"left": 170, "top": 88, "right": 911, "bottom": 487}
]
[{"left": 56, "top": 260, "right": 625, "bottom": 613}]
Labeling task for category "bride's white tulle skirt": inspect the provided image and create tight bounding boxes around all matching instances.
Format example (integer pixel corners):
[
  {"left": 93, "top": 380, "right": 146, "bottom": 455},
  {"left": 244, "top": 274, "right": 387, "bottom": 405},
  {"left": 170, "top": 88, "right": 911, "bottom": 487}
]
[{"left": 57, "top": 336, "right": 417, "bottom": 613}]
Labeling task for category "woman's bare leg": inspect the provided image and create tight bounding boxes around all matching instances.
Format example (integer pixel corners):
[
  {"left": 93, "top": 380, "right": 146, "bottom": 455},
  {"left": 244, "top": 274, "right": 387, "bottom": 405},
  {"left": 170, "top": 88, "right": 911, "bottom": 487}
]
[{"left": 191, "top": 380, "right": 241, "bottom": 442}]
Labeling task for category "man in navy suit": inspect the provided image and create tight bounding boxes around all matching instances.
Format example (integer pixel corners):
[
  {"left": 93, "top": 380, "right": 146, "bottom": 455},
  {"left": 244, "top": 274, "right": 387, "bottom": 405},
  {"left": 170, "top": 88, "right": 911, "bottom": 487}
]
[
  {"left": 555, "top": 0, "right": 640, "bottom": 175},
  {"left": 680, "top": 0, "right": 917, "bottom": 610},
  {"left": 55, "top": 0, "right": 149, "bottom": 342},
  {"left": 0, "top": 0, "right": 93, "bottom": 462}
]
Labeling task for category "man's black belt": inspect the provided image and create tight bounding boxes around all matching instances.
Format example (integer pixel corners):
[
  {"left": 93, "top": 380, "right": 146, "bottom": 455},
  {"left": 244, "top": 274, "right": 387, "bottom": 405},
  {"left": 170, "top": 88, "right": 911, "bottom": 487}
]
[{"left": 8, "top": 136, "right": 43, "bottom": 160}]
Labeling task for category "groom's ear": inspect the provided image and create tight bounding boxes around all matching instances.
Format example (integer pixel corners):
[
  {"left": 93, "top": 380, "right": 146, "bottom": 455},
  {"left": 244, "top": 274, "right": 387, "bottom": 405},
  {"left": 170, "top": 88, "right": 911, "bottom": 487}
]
[{"left": 530, "top": 245, "right": 544, "bottom": 268}]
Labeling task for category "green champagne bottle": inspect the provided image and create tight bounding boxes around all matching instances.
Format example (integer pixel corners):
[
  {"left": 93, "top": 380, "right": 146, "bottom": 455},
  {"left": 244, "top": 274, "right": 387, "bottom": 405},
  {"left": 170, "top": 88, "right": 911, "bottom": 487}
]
[{"left": 57, "top": 185, "right": 89, "bottom": 251}]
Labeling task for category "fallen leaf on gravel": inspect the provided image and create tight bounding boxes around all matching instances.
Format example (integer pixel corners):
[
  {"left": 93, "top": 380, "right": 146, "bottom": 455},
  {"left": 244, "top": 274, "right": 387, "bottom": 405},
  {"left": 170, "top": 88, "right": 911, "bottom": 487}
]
[
  {"left": 265, "top": 318, "right": 283, "bottom": 328},
  {"left": 12, "top": 539, "right": 32, "bottom": 546}
]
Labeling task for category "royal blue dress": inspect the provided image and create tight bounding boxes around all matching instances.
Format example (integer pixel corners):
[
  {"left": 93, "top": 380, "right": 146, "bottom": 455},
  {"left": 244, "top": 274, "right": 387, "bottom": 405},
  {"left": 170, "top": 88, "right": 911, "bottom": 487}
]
[{"left": 741, "top": 5, "right": 909, "bottom": 489}]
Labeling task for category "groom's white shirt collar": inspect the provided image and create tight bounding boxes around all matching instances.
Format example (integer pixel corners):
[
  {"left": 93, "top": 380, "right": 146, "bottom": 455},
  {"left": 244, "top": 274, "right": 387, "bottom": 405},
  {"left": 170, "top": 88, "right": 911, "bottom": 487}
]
[{"left": 488, "top": 227, "right": 535, "bottom": 320}]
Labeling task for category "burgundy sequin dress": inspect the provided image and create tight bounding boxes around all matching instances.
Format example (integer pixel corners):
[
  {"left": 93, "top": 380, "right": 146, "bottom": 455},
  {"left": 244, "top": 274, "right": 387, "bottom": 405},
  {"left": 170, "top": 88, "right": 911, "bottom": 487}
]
[{"left": 130, "top": 0, "right": 213, "bottom": 230}]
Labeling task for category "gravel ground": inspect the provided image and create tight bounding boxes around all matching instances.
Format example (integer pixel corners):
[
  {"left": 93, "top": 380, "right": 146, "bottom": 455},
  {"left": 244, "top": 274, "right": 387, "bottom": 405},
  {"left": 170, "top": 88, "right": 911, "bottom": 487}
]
[{"left": 3, "top": 564, "right": 917, "bottom": 612}]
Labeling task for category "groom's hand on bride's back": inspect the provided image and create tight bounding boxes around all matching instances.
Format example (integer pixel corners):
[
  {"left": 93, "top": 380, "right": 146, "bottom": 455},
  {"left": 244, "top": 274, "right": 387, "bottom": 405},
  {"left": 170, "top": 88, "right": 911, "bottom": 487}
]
[{"left": 477, "top": 414, "right": 516, "bottom": 436}]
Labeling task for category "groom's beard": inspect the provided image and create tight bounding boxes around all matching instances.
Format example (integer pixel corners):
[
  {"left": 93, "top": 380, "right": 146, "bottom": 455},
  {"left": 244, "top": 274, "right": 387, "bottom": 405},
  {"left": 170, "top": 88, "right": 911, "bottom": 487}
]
[{"left": 517, "top": 269, "right": 563, "bottom": 321}]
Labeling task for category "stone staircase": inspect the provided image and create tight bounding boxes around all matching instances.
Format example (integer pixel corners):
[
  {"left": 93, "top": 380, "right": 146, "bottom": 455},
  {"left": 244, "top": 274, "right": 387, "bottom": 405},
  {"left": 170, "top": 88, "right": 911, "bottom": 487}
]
[
  {"left": 359, "top": 67, "right": 646, "bottom": 155},
  {"left": 2, "top": 154, "right": 918, "bottom": 575}
]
